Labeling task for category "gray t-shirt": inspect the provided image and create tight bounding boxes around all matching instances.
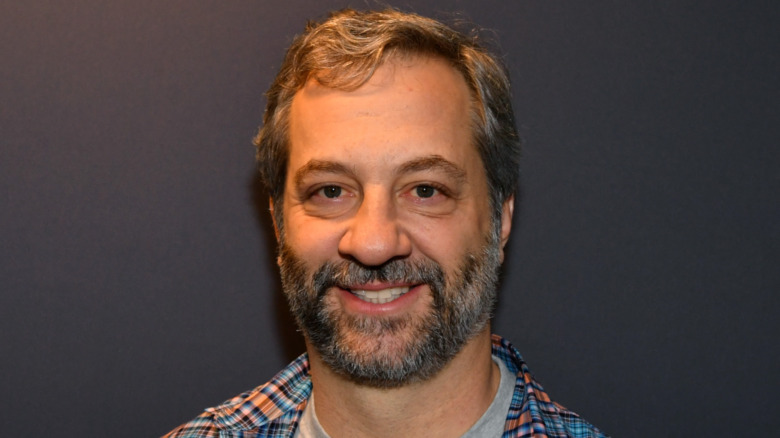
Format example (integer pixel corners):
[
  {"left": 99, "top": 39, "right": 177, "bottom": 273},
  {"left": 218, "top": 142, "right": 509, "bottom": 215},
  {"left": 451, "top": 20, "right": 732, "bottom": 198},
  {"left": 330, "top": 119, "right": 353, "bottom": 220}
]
[{"left": 295, "top": 356, "right": 515, "bottom": 437}]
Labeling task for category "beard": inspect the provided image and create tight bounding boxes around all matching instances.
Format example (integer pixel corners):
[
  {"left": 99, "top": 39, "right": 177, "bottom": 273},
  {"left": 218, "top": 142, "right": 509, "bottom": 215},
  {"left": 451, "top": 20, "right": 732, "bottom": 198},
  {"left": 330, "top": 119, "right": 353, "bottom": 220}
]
[{"left": 278, "top": 231, "right": 502, "bottom": 388}]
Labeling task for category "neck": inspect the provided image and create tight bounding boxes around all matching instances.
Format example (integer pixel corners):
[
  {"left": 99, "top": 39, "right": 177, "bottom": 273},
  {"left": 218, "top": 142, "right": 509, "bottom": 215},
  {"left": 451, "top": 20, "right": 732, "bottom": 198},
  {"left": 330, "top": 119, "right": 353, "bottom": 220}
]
[{"left": 306, "top": 328, "right": 499, "bottom": 438}]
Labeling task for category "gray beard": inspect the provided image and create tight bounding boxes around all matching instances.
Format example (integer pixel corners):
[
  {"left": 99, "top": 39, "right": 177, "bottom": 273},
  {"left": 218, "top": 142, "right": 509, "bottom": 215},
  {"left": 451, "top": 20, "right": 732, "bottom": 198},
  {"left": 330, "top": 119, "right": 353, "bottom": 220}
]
[{"left": 278, "top": 233, "right": 501, "bottom": 388}]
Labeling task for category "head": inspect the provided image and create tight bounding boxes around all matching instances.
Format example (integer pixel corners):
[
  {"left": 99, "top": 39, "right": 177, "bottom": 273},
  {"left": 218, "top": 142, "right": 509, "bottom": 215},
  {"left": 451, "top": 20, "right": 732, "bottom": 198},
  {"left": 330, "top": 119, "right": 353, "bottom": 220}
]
[
  {"left": 256, "top": 8, "right": 520, "bottom": 237},
  {"left": 255, "top": 9, "right": 520, "bottom": 387}
]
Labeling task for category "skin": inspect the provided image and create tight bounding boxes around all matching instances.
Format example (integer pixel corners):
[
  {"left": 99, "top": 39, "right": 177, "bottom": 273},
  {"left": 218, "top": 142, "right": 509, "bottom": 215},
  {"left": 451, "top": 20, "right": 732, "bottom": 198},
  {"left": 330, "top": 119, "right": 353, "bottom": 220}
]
[{"left": 274, "top": 55, "right": 514, "bottom": 437}]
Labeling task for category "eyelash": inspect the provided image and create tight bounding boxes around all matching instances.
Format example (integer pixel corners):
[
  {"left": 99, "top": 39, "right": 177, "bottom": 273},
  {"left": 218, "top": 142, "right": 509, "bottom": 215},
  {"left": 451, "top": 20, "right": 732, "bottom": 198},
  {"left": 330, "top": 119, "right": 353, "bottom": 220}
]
[
  {"left": 308, "top": 184, "right": 347, "bottom": 200},
  {"left": 304, "top": 182, "right": 451, "bottom": 201},
  {"left": 412, "top": 182, "right": 450, "bottom": 198}
]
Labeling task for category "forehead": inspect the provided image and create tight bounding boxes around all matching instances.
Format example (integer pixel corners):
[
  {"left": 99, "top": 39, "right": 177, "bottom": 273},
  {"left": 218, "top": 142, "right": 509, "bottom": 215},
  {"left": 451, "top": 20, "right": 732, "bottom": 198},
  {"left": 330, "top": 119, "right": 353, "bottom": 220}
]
[{"left": 287, "top": 55, "right": 476, "bottom": 167}]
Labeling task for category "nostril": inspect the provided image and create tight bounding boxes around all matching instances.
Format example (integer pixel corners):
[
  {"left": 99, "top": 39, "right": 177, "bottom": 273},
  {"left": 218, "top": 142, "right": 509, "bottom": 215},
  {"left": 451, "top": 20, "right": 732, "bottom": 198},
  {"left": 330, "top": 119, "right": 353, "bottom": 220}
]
[
  {"left": 336, "top": 195, "right": 412, "bottom": 266},
  {"left": 338, "top": 226, "right": 411, "bottom": 267}
]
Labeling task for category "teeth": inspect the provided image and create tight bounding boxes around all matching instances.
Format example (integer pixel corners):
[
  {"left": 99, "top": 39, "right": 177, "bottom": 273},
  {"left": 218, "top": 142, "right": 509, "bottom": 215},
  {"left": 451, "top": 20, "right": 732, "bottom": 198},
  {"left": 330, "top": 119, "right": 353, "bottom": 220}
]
[{"left": 351, "top": 286, "right": 410, "bottom": 304}]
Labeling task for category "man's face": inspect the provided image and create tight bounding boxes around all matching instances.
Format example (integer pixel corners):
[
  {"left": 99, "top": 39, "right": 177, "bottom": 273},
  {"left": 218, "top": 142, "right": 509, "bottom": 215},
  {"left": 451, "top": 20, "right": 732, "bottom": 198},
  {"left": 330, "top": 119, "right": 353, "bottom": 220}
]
[{"left": 277, "top": 56, "right": 512, "bottom": 387}]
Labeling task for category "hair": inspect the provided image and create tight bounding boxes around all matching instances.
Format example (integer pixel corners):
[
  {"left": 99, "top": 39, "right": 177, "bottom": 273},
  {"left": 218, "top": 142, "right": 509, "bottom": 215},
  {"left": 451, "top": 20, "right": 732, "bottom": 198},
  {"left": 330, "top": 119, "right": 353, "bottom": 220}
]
[{"left": 255, "top": 8, "right": 520, "bottom": 232}]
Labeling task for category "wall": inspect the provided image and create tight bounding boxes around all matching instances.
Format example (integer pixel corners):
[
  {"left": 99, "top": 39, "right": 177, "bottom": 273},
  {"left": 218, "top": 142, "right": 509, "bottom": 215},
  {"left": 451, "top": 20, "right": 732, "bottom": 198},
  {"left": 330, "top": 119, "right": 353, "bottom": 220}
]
[{"left": 1, "top": 1, "right": 778, "bottom": 436}]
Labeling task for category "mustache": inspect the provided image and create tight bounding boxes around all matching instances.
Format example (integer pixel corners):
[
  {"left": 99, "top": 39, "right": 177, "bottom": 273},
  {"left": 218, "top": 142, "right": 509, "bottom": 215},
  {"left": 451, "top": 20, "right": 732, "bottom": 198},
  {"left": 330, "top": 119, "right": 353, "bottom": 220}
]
[{"left": 311, "top": 258, "right": 446, "bottom": 300}]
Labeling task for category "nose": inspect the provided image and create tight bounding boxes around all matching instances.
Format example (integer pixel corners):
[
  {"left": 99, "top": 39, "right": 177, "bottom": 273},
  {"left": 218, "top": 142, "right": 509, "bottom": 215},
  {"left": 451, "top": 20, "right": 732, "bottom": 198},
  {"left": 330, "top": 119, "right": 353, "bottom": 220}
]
[{"left": 338, "top": 189, "right": 412, "bottom": 266}]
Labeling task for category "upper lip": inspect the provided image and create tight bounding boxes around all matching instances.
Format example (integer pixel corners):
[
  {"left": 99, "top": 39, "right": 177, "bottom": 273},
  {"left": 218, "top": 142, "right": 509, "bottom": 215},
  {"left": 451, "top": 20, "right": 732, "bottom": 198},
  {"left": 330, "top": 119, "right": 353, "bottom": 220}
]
[{"left": 342, "top": 282, "right": 415, "bottom": 291}]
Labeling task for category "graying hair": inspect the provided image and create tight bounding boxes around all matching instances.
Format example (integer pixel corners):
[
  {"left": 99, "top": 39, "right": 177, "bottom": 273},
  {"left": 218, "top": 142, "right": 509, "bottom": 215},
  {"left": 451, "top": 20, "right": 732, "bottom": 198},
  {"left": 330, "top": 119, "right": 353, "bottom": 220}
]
[{"left": 255, "top": 8, "right": 520, "bottom": 232}]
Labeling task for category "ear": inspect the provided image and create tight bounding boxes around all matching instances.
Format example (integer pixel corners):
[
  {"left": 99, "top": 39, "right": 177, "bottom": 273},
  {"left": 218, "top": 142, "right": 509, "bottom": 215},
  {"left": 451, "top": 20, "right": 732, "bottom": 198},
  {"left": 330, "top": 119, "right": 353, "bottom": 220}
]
[
  {"left": 269, "top": 197, "right": 280, "bottom": 242},
  {"left": 499, "top": 195, "right": 514, "bottom": 263},
  {"left": 269, "top": 198, "right": 283, "bottom": 267}
]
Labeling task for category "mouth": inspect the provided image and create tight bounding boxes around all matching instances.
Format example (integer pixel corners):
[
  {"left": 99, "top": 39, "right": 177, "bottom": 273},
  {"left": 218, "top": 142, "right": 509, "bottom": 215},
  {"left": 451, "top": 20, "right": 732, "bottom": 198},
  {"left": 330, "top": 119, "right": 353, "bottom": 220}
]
[{"left": 348, "top": 286, "right": 413, "bottom": 304}]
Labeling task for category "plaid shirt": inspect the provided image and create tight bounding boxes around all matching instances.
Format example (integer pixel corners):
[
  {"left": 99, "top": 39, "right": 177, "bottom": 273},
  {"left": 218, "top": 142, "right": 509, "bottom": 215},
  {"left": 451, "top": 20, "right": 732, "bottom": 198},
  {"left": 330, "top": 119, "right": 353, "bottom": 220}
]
[{"left": 163, "top": 335, "right": 607, "bottom": 437}]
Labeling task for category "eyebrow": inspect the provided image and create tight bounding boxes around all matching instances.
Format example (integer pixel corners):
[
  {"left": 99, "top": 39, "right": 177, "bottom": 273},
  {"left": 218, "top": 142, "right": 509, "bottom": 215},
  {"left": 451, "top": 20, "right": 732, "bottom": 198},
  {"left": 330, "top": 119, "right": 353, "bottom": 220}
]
[
  {"left": 293, "top": 154, "right": 468, "bottom": 188},
  {"left": 293, "top": 160, "right": 357, "bottom": 189},
  {"left": 398, "top": 155, "right": 467, "bottom": 184}
]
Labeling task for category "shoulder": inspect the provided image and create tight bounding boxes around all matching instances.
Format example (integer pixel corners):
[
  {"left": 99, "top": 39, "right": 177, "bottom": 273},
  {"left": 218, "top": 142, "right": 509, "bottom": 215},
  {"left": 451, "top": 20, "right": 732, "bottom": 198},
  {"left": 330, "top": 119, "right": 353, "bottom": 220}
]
[
  {"left": 162, "top": 410, "right": 221, "bottom": 438},
  {"left": 162, "top": 354, "right": 312, "bottom": 438},
  {"left": 492, "top": 335, "right": 609, "bottom": 438}
]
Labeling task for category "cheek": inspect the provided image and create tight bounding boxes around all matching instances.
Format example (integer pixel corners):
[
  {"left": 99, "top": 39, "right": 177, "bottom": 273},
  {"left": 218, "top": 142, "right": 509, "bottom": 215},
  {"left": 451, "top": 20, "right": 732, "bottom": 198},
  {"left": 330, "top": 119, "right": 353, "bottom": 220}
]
[
  {"left": 405, "top": 217, "right": 484, "bottom": 268},
  {"left": 284, "top": 214, "right": 344, "bottom": 260}
]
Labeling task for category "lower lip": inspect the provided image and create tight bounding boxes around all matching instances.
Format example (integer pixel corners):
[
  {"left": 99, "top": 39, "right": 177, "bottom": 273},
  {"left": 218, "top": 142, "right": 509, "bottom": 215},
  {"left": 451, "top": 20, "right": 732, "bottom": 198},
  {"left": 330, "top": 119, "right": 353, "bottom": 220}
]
[{"left": 336, "top": 285, "right": 425, "bottom": 316}]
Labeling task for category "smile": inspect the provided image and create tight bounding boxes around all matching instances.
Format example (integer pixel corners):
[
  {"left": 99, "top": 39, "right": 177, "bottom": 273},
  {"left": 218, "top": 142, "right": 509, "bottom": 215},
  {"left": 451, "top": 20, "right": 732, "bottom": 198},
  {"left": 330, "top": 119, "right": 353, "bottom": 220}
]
[{"left": 350, "top": 286, "right": 411, "bottom": 304}]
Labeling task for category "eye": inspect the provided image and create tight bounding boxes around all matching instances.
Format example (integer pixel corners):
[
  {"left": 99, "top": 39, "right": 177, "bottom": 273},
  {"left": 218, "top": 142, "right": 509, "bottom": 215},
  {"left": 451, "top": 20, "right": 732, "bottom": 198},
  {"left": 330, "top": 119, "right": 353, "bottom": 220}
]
[
  {"left": 401, "top": 181, "right": 456, "bottom": 215},
  {"left": 318, "top": 185, "right": 343, "bottom": 199},
  {"left": 414, "top": 185, "right": 437, "bottom": 198}
]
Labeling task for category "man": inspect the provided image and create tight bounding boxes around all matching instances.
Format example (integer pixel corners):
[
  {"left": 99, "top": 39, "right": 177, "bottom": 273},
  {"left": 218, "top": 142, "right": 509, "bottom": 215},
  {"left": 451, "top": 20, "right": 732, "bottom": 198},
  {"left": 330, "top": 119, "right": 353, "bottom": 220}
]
[{"left": 165, "top": 8, "right": 606, "bottom": 438}]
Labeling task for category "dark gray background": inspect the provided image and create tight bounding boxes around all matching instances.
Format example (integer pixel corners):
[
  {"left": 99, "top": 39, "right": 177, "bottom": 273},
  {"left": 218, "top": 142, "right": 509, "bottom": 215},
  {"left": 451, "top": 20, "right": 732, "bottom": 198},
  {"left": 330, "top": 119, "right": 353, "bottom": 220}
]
[{"left": 1, "top": 1, "right": 778, "bottom": 436}]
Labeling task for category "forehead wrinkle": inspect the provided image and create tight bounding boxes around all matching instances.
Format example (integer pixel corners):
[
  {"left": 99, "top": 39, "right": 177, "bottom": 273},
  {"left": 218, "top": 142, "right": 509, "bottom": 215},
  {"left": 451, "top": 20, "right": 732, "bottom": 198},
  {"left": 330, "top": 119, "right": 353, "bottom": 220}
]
[
  {"left": 293, "top": 159, "right": 357, "bottom": 188},
  {"left": 397, "top": 155, "right": 468, "bottom": 184}
]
